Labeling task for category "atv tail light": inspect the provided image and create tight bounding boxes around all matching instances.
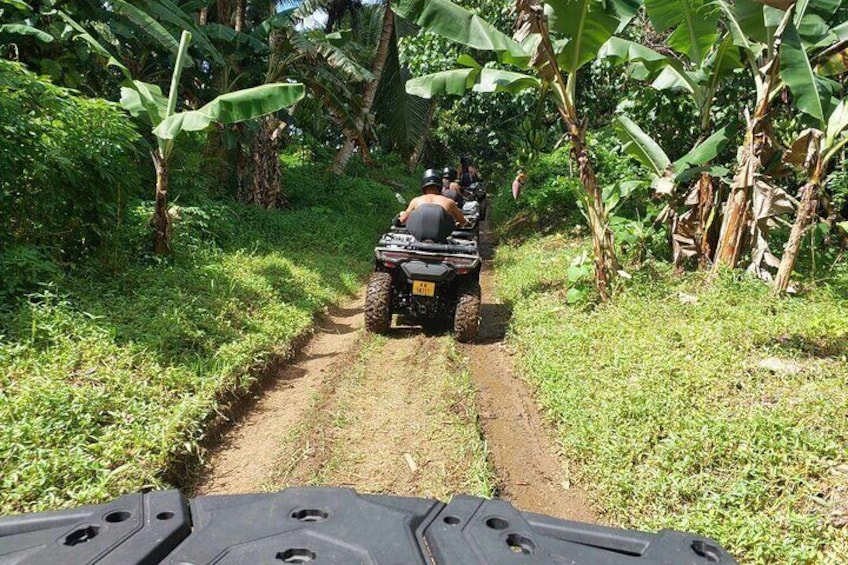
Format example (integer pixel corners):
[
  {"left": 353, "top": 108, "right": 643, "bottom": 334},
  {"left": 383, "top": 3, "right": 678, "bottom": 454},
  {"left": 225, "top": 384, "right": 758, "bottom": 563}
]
[
  {"left": 382, "top": 262, "right": 396, "bottom": 269},
  {"left": 378, "top": 251, "right": 411, "bottom": 263},
  {"left": 443, "top": 256, "right": 478, "bottom": 269}
]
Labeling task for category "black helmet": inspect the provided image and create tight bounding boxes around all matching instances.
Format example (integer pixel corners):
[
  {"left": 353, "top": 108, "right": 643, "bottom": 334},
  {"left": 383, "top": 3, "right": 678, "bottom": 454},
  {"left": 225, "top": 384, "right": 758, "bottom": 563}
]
[
  {"left": 459, "top": 155, "right": 471, "bottom": 166},
  {"left": 421, "top": 168, "right": 441, "bottom": 191},
  {"left": 442, "top": 166, "right": 458, "bottom": 181}
]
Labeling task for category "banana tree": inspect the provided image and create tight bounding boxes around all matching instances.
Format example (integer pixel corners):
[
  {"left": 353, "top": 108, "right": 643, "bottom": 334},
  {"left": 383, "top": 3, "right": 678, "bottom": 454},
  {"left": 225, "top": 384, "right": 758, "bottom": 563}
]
[
  {"left": 613, "top": 116, "right": 732, "bottom": 266},
  {"left": 120, "top": 31, "right": 305, "bottom": 254},
  {"left": 393, "top": 0, "right": 638, "bottom": 300},
  {"left": 712, "top": 0, "right": 843, "bottom": 274},
  {"left": 773, "top": 84, "right": 848, "bottom": 290},
  {"left": 599, "top": 0, "right": 742, "bottom": 267}
]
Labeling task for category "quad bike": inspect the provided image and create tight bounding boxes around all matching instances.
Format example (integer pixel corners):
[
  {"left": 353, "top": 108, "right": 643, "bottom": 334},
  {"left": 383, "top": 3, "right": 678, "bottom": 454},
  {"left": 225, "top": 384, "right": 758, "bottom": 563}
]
[
  {"left": 465, "top": 180, "right": 487, "bottom": 221},
  {"left": 365, "top": 218, "right": 482, "bottom": 343}
]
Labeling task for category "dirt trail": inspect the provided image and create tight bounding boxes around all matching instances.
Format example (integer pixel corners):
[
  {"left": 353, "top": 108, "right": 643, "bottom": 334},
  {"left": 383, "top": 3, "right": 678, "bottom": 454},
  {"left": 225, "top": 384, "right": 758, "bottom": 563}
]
[
  {"left": 195, "top": 218, "right": 596, "bottom": 522},
  {"left": 462, "top": 221, "right": 596, "bottom": 521},
  {"left": 194, "top": 300, "right": 364, "bottom": 495}
]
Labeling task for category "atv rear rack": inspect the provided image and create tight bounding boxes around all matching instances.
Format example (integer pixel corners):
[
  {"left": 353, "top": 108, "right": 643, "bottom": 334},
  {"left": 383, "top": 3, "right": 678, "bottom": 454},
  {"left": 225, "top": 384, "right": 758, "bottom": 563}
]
[{"left": 0, "top": 487, "right": 737, "bottom": 564}]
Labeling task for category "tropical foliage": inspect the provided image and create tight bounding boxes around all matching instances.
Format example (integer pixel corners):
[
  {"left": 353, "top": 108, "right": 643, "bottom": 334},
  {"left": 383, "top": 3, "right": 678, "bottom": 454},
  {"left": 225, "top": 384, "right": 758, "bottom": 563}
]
[{"left": 2, "top": 1, "right": 848, "bottom": 562}]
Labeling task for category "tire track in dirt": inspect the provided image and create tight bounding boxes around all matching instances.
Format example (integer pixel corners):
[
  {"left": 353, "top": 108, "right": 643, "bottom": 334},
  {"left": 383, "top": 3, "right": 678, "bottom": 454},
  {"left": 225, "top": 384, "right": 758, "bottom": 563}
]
[
  {"left": 267, "top": 333, "right": 492, "bottom": 499},
  {"left": 194, "top": 299, "right": 365, "bottom": 495},
  {"left": 196, "top": 216, "right": 596, "bottom": 524},
  {"left": 462, "top": 217, "right": 597, "bottom": 522}
]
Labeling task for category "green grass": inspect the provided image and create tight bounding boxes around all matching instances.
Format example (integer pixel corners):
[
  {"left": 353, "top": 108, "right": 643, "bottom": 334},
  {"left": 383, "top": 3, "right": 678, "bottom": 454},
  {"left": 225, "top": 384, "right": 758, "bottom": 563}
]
[
  {"left": 496, "top": 234, "right": 848, "bottom": 564},
  {"left": 0, "top": 159, "right": 412, "bottom": 514}
]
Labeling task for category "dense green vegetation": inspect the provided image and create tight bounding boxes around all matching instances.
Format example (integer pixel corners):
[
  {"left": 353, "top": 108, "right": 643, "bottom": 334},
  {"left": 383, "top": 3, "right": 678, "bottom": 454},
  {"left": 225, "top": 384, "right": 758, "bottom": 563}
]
[
  {"left": 1, "top": 61, "right": 139, "bottom": 287},
  {"left": 0, "top": 151, "right": 409, "bottom": 513},
  {"left": 494, "top": 147, "right": 848, "bottom": 564},
  {"left": 2, "top": 1, "right": 848, "bottom": 562},
  {"left": 498, "top": 235, "right": 847, "bottom": 563}
]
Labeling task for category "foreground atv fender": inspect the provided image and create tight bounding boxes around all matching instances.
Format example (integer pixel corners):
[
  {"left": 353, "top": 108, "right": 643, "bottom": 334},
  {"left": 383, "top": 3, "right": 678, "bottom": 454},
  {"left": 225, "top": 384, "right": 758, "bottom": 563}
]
[
  {"left": 0, "top": 487, "right": 738, "bottom": 564},
  {"left": 365, "top": 272, "right": 392, "bottom": 334},
  {"left": 454, "top": 283, "right": 481, "bottom": 343}
]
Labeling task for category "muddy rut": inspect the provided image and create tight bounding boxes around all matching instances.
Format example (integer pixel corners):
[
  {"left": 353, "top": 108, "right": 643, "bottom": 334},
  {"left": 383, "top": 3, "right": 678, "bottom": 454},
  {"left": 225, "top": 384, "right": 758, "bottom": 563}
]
[{"left": 195, "top": 219, "right": 596, "bottom": 523}]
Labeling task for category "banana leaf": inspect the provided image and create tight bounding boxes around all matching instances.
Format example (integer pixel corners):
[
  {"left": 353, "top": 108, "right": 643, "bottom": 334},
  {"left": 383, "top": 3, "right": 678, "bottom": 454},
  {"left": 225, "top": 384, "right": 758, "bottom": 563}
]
[
  {"left": 153, "top": 83, "right": 305, "bottom": 139},
  {"left": 405, "top": 67, "right": 540, "bottom": 99},
  {"left": 614, "top": 115, "right": 671, "bottom": 176},
  {"left": 673, "top": 126, "right": 733, "bottom": 171},
  {"left": 826, "top": 99, "right": 848, "bottom": 146},
  {"left": 391, "top": 0, "right": 529, "bottom": 67},
  {"left": 643, "top": 0, "right": 719, "bottom": 65},
  {"left": 780, "top": 19, "right": 836, "bottom": 122},
  {"left": 120, "top": 80, "right": 168, "bottom": 126},
  {"left": 0, "top": 23, "right": 52, "bottom": 42},
  {"left": 597, "top": 36, "right": 667, "bottom": 74},
  {"left": 111, "top": 0, "right": 186, "bottom": 63},
  {"left": 546, "top": 0, "right": 621, "bottom": 72}
]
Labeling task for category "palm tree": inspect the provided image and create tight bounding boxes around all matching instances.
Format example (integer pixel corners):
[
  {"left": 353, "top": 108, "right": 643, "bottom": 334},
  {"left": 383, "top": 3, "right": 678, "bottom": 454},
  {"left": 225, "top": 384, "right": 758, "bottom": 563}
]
[{"left": 330, "top": 0, "right": 394, "bottom": 174}]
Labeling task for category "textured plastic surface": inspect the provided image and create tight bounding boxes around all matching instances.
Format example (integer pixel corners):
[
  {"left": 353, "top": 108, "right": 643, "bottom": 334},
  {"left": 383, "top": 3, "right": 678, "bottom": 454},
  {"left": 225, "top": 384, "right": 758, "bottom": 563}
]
[
  {"left": 0, "top": 487, "right": 737, "bottom": 564},
  {"left": 0, "top": 490, "right": 189, "bottom": 565}
]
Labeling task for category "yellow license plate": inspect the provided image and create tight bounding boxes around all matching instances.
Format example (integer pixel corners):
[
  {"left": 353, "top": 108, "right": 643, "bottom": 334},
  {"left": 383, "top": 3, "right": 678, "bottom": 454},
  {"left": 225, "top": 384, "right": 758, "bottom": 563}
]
[{"left": 411, "top": 280, "right": 435, "bottom": 297}]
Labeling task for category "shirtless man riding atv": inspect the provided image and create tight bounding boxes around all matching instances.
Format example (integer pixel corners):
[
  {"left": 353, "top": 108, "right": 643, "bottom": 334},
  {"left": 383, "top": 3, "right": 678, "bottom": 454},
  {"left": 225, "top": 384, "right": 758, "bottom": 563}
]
[{"left": 399, "top": 169, "right": 468, "bottom": 242}]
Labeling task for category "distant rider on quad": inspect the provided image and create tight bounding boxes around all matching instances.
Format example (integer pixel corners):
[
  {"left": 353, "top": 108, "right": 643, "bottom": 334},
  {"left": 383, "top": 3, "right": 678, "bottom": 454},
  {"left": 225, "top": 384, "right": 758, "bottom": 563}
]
[
  {"left": 399, "top": 169, "right": 468, "bottom": 243},
  {"left": 440, "top": 166, "right": 464, "bottom": 207},
  {"left": 459, "top": 155, "right": 479, "bottom": 188}
]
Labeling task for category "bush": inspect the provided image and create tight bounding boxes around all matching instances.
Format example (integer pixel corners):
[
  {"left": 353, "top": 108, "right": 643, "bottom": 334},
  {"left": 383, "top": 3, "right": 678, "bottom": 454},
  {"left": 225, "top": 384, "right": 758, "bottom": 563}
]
[
  {"left": 0, "top": 61, "right": 140, "bottom": 267},
  {"left": 492, "top": 129, "right": 652, "bottom": 239},
  {"left": 0, "top": 156, "right": 409, "bottom": 513}
]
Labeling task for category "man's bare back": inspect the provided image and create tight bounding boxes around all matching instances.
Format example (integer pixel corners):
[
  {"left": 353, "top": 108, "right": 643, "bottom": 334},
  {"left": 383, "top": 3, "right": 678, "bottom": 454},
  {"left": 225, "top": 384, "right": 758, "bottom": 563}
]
[{"left": 399, "top": 193, "right": 467, "bottom": 225}]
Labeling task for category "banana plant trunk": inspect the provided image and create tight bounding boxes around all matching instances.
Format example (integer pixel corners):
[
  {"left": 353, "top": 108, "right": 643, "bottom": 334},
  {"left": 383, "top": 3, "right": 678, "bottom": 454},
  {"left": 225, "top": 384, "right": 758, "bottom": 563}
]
[
  {"left": 713, "top": 102, "right": 769, "bottom": 269},
  {"left": 151, "top": 149, "right": 172, "bottom": 255},
  {"left": 696, "top": 172, "right": 716, "bottom": 268},
  {"left": 331, "top": 0, "right": 394, "bottom": 175},
  {"left": 540, "top": 23, "right": 616, "bottom": 300},
  {"left": 774, "top": 161, "right": 823, "bottom": 294},
  {"left": 249, "top": 115, "right": 285, "bottom": 209},
  {"left": 713, "top": 10, "right": 791, "bottom": 270},
  {"left": 571, "top": 122, "right": 616, "bottom": 301}
]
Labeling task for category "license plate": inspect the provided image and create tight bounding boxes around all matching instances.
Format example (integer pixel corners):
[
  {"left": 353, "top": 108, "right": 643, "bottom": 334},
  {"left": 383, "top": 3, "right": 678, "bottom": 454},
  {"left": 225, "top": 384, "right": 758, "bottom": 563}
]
[{"left": 411, "top": 280, "right": 435, "bottom": 297}]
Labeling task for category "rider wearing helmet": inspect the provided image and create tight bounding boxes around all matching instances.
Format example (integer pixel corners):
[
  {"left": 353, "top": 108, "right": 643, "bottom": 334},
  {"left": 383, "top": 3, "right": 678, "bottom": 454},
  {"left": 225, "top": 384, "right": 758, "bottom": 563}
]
[
  {"left": 441, "top": 166, "right": 458, "bottom": 188},
  {"left": 441, "top": 166, "right": 464, "bottom": 206},
  {"left": 458, "top": 155, "right": 478, "bottom": 188},
  {"left": 399, "top": 169, "right": 468, "bottom": 243}
]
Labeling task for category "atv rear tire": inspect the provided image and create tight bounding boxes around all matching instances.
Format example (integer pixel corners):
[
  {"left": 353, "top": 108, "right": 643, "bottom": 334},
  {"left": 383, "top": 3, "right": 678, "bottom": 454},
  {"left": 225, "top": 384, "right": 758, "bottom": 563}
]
[
  {"left": 365, "top": 272, "right": 393, "bottom": 334},
  {"left": 454, "top": 283, "right": 481, "bottom": 343}
]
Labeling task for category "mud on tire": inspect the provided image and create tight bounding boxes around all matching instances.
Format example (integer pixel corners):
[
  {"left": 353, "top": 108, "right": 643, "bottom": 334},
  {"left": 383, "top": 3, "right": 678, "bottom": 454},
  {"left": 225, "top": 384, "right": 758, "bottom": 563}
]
[
  {"left": 365, "top": 272, "right": 393, "bottom": 334},
  {"left": 454, "top": 283, "right": 481, "bottom": 343}
]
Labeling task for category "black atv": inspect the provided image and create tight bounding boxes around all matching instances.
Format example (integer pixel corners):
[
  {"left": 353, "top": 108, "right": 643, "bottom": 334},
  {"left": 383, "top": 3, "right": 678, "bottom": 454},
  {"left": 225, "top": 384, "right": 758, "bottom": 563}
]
[
  {"left": 364, "top": 229, "right": 482, "bottom": 342},
  {"left": 465, "top": 180, "right": 487, "bottom": 220}
]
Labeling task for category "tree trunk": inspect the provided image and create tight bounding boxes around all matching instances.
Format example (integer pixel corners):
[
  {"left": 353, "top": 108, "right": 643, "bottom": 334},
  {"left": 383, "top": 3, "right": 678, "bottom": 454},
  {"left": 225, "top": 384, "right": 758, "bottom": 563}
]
[
  {"left": 774, "top": 163, "right": 823, "bottom": 294},
  {"left": 199, "top": 7, "right": 208, "bottom": 25},
  {"left": 234, "top": 0, "right": 245, "bottom": 32},
  {"left": 712, "top": 11, "right": 792, "bottom": 271},
  {"left": 331, "top": 1, "right": 394, "bottom": 175},
  {"left": 250, "top": 115, "right": 285, "bottom": 209},
  {"left": 713, "top": 121, "right": 759, "bottom": 269},
  {"left": 569, "top": 120, "right": 616, "bottom": 301},
  {"left": 152, "top": 150, "right": 172, "bottom": 255},
  {"left": 407, "top": 98, "right": 437, "bottom": 172},
  {"left": 696, "top": 172, "right": 716, "bottom": 268}
]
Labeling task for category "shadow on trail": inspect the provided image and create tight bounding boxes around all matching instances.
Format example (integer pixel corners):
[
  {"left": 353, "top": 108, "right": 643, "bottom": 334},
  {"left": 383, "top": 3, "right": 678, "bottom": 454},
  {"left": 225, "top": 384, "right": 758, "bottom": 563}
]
[{"left": 477, "top": 302, "right": 513, "bottom": 344}]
